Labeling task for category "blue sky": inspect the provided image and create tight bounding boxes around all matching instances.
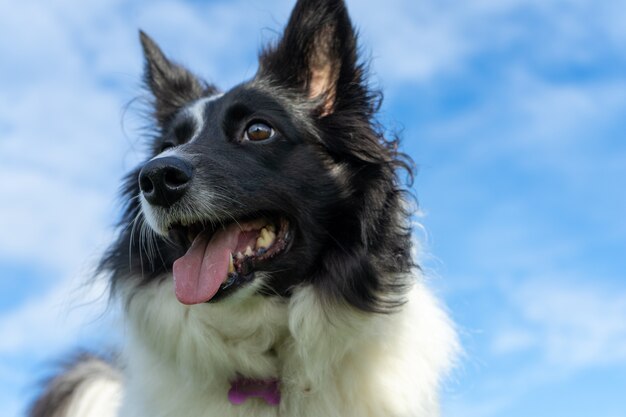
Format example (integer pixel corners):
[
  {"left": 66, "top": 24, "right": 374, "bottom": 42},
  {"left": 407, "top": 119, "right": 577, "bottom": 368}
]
[{"left": 1, "top": 0, "right": 625, "bottom": 416}]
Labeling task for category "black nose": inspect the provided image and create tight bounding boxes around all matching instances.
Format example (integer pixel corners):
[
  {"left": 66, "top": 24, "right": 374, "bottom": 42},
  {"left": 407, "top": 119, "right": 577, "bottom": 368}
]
[{"left": 138, "top": 156, "right": 194, "bottom": 207}]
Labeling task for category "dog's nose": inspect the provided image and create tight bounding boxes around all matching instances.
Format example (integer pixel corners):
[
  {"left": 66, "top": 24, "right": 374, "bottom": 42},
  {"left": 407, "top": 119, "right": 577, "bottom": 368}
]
[{"left": 138, "top": 156, "right": 194, "bottom": 207}]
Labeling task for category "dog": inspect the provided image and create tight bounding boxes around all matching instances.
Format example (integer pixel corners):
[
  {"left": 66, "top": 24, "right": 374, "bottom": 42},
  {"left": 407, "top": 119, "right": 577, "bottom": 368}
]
[{"left": 30, "top": 1, "right": 458, "bottom": 416}]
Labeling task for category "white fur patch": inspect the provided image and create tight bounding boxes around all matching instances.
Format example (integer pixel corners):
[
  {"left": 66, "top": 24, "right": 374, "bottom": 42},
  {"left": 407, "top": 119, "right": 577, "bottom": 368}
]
[
  {"left": 110, "top": 274, "right": 458, "bottom": 417},
  {"left": 64, "top": 375, "right": 122, "bottom": 417},
  {"left": 186, "top": 93, "right": 223, "bottom": 144}
]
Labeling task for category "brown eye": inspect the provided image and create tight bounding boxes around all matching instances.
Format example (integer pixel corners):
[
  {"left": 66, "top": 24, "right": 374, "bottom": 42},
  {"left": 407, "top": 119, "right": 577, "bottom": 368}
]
[{"left": 244, "top": 122, "right": 275, "bottom": 142}]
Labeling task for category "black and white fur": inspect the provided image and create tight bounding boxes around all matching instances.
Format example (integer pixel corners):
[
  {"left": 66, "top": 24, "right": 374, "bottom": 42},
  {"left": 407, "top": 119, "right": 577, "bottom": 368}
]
[{"left": 31, "top": 1, "right": 458, "bottom": 416}]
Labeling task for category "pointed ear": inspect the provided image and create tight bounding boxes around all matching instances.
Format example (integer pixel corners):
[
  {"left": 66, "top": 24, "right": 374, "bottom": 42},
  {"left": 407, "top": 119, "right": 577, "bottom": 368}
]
[
  {"left": 258, "top": 0, "right": 359, "bottom": 116},
  {"left": 139, "top": 31, "right": 208, "bottom": 126}
]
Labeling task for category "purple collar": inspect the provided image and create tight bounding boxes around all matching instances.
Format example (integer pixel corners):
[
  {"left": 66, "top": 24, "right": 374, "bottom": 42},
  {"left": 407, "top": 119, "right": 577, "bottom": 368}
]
[{"left": 228, "top": 377, "right": 281, "bottom": 406}]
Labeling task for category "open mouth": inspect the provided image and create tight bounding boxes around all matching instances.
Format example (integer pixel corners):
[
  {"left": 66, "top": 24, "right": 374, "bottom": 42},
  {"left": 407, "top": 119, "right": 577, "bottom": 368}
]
[{"left": 167, "top": 217, "right": 291, "bottom": 304}]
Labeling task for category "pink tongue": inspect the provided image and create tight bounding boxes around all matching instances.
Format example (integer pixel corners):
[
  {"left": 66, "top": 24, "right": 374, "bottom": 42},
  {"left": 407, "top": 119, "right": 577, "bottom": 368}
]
[{"left": 173, "top": 225, "right": 240, "bottom": 305}]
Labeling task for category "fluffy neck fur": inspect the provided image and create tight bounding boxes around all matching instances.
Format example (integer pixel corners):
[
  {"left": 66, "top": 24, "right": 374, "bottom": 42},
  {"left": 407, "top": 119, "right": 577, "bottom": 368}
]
[{"left": 118, "top": 277, "right": 457, "bottom": 417}]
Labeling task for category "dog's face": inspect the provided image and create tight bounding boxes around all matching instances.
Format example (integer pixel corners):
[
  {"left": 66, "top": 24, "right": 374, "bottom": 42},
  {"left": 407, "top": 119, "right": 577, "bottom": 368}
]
[
  {"left": 138, "top": 78, "right": 344, "bottom": 304},
  {"left": 105, "top": 0, "right": 413, "bottom": 312}
]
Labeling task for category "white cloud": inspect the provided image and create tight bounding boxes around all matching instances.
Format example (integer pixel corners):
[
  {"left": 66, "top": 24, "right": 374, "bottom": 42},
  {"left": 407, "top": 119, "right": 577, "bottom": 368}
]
[
  {"left": 499, "top": 278, "right": 626, "bottom": 369},
  {"left": 351, "top": 0, "right": 468, "bottom": 83},
  {"left": 0, "top": 0, "right": 137, "bottom": 379},
  {"left": 449, "top": 277, "right": 626, "bottom": 417},
  {"left": 0, "top": 276, "right": 116, "bottom": 357},
  {"left": 347, "top": 0, "right": 626, "bottom": 89},
  {"left": 418, "top": 70, "right": 626, "bottom": 254},
  {"left": 0, "top": 165, "right": 113, "bottom": 272},
  {"left": 490, "top": 328, "right": 536, "bottom": 355},
  {"left": 426, "top": 72, "right": 626, "bottom": 414}
]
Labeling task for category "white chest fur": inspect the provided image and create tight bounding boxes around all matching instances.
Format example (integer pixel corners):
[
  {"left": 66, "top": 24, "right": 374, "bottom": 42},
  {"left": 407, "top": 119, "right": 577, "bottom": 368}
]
[{"left": 118, "top": 275, "right": 457, "bottom": 417}]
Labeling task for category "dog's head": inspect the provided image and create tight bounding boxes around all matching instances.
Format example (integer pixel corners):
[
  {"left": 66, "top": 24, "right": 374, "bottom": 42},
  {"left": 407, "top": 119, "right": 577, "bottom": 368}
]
[{"left": 104, "top": 0, "right": 414, "bottom": 312}]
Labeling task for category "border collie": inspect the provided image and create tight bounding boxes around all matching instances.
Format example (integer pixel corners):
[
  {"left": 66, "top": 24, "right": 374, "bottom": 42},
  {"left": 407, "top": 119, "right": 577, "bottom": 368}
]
[{"left": 31, "top": 0, "right": 458, "bottom": 416}]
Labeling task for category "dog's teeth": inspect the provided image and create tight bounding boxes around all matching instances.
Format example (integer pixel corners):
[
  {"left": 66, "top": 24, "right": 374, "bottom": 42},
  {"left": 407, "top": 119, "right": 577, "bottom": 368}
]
[
  {"left": 245, "top": 246, "right": 254, "bottom": 256},
  {"left": 256, "top": 228, "right": 268, "bottom": 249},
  {"left": 228, "top": 253, "right": 235, "bottom": 273},
  {"left": 267, "top": 230, "right": 276, "bottom": 245},
  {"left": 235, "top": 252, "right": 244, "bottom": 260},
  {"left": 267, "top": 224, "right": 276, "bottom": 233},
  {"left": 255, "top": 227, "right": 276, "bottom": 250}
]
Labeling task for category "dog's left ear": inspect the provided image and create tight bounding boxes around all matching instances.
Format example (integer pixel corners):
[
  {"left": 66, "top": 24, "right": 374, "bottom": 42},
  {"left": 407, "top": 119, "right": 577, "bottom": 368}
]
[
  {"left": 258, "top": 0, "right": 359, "bottom": 116},
  {"left": 139, "top": 31, "right": 208, "bottom": 126}
]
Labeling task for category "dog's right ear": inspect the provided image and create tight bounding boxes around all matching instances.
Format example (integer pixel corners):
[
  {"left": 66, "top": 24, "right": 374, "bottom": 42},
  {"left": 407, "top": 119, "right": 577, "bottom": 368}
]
[
  {"left": 257, "top": 0, "right": 360, "bottom": 117},
  {"left": 139, "top": 31, "right": 207, "bottom": 126}
]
